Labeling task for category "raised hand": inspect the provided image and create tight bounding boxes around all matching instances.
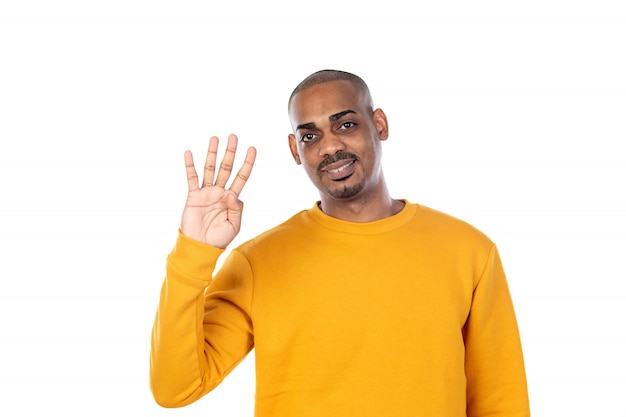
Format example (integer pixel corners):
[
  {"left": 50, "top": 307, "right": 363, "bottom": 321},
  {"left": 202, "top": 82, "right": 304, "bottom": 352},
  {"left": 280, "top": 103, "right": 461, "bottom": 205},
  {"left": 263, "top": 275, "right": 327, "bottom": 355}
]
[{"left": 180, "top": 134, "right": 256, "bottom": 248}]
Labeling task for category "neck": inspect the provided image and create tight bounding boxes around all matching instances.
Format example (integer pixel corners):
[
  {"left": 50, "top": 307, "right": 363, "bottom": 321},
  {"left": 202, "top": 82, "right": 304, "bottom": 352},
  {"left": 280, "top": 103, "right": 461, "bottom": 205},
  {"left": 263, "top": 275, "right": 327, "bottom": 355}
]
[{"left": 319, "top": 189, "right": 405, "bottom": 223}]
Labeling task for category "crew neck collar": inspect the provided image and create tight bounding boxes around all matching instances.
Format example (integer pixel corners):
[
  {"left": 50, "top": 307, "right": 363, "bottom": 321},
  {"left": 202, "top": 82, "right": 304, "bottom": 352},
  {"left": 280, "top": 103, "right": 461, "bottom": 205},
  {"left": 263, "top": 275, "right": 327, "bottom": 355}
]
[{"left": 305, "top": 200, "right": 418, "bottom": 235}]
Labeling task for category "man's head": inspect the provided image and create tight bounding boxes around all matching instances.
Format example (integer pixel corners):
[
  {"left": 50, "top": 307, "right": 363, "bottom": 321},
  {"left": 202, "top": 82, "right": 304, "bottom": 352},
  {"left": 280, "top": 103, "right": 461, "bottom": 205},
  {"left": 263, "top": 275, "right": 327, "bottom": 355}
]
[
  {"left": 288, "top": 70, "right": 374, "bottom": 112},
  {"left": 287, "top": 70, "right": 389, "bottom": 208}
]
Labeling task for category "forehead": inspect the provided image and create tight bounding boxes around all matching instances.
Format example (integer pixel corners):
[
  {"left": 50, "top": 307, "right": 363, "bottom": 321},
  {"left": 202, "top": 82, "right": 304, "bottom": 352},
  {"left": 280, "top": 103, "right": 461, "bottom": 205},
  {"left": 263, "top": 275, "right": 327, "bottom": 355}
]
[{"left": 288, "top": 80, "right": 367, "bottom": 125}]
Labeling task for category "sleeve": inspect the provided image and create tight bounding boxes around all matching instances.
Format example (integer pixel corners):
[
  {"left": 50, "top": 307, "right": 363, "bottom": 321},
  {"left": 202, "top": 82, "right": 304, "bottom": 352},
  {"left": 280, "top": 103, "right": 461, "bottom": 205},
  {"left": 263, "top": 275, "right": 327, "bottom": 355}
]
[
  {"left": 463, "top": 245, "right": 530, "bottom": 417},
  {"left": 150, "top": 231, "right": 254, "bottom": 408}
]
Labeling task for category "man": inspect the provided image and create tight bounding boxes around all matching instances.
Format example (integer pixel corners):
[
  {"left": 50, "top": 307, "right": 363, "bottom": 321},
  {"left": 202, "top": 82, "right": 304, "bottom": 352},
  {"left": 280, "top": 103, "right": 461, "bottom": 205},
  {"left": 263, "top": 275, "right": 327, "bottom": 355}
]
[{"left": 150, "top": 70, "right": 530, "bottom": 416}]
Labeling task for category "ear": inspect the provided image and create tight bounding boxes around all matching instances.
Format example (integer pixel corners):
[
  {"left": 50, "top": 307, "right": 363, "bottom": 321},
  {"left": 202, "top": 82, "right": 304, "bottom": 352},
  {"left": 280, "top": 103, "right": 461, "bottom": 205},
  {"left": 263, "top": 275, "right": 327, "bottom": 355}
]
[
  {"left": 288, "top": 134, "right": 302, "bottom": 165},
  {"left": 373, "top": 108, "right": 389, "bottom": 141}
]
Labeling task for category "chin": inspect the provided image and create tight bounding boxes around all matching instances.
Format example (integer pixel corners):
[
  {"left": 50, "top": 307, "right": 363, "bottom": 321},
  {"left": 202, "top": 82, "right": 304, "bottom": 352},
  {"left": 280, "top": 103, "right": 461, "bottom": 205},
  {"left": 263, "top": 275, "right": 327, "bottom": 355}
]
[{"left": 326, "top": 182, "right": 364, "bottom": 200}]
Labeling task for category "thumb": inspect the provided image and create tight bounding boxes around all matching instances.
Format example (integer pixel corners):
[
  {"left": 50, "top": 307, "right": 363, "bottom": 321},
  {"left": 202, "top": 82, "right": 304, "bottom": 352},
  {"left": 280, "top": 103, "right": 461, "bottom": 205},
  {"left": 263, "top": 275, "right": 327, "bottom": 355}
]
[{"left": 226, "top": 192, "right": 244, "bottom": 223}]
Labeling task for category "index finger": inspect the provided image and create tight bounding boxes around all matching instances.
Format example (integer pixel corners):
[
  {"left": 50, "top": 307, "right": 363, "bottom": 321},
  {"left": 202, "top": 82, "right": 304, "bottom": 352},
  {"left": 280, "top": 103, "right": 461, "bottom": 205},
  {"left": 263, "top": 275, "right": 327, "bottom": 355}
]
[{"left": 228, "top": 146, "right": 257, "bottom": 196}]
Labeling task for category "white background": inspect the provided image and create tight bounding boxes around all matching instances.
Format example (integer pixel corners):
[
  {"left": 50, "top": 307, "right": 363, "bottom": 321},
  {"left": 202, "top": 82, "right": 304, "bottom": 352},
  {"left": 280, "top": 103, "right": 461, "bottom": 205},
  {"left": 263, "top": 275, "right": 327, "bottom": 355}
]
[{"left": 1, "top": 1, "right": 624, "bottom": 415}]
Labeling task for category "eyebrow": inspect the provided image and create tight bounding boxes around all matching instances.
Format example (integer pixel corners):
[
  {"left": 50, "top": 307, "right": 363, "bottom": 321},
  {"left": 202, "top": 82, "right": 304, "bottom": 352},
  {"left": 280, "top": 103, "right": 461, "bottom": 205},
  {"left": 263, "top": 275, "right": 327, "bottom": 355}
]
[
  {"left": 296, "top": 109, "right": 357, "bottom": 131},
  {"left": 329, "top": 109, "right": 357, "bottom": 122}
]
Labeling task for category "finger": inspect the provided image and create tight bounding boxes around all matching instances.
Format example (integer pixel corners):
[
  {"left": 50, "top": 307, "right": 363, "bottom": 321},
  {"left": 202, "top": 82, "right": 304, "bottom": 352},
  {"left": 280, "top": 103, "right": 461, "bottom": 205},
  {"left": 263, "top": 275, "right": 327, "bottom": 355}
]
[
  {"left": 226, "top": 192, "right": 244, "bottom": 231},
  {"left": 202, "top": 136, "right": 219, "bottom": 188},
  {"left": 229, "top": 146, "right": 257, "bottom": 196},
  {"left": 214, "top": 134, "right": 238, "bottom": 187},
  {"left": 184, "top": 150, "right": 200, "bottom": 192}
]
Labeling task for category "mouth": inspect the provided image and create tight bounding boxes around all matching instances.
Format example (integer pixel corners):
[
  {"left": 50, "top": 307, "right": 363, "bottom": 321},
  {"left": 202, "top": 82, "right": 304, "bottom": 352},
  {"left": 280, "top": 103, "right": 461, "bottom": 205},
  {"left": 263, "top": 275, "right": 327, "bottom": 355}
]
[{"left": 320, "top": 159, "right": 356, "bottom": 181}]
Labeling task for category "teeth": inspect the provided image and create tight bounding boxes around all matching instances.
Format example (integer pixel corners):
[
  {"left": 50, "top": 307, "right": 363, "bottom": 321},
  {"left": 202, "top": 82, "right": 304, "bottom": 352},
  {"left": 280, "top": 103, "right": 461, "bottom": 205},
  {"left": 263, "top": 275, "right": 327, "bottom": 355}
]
[{"left": 328, "top": 161, "right": 353, "bottom": 173}]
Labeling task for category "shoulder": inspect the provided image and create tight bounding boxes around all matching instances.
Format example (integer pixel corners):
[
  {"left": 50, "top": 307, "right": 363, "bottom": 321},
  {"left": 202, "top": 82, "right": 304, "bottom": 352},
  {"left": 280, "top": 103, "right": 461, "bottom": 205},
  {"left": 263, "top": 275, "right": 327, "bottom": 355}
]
[
  {"left": 413, "top": 204, "right": 495, "bottom": 248},
  {"left": 234, "top": 209, "right": 311, "bottom": 255}
]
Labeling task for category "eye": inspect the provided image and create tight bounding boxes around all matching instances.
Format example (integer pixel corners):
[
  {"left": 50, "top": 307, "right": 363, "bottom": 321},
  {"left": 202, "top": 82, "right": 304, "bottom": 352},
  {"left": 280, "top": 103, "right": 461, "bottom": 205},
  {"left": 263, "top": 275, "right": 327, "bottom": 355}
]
[
  {"left": 300, "top": 133, "right": 317, "bottom": 143},
  {"left": 338, "top": 121, "right": 356, "bottom": 130}
]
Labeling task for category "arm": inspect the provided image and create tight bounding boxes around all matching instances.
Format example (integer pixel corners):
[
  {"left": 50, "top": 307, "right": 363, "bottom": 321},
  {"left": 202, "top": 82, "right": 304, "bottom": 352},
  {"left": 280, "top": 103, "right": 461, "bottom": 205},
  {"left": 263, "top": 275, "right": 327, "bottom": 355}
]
[
  {"left": 150, "top": 135, "right": 256, "bottom": 407},
  {"left": 464, "top": 246, "right": 530, "bottom": 417}
]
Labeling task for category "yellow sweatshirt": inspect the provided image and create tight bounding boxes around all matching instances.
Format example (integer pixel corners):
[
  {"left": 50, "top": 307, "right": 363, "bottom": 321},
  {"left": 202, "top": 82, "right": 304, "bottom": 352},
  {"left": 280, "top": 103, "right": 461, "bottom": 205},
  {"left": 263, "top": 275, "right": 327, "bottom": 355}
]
[{"left": 150, "top": 202, "right": 529, "bottom": 416}]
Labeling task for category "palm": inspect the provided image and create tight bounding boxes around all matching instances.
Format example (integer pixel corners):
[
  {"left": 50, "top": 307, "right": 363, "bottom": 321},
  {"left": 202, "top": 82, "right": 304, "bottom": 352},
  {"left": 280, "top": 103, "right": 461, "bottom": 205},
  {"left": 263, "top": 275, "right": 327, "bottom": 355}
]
[{"left": 180, "top": 134, "right": 256, "bottom": 248}]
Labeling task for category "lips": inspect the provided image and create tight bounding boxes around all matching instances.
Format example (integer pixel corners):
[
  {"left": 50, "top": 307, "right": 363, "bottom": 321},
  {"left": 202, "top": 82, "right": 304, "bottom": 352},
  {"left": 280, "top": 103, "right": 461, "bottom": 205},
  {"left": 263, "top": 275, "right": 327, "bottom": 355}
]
[{"left": 320, "top": 159, "right": 356, "bottom": 181}]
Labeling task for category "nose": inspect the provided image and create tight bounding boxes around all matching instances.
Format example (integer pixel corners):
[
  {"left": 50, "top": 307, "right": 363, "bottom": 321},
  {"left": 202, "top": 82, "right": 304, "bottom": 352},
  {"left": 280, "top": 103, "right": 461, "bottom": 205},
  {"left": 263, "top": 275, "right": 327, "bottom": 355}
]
[{"left": 318, "top": 132, "right": 345, "bottom": 158}]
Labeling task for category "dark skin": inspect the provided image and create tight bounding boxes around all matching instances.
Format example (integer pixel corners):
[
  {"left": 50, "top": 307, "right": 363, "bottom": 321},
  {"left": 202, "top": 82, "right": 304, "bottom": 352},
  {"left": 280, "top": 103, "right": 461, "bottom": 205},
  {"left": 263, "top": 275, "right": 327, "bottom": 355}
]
[
  {"left": 180, "top": 80, "right": 402, "bottom": 249},
  {"left": 180, "top": 134, "right": 256, "bottom": 248},
  {"left": 288, "top": 80, "right": 404, "bottom": 222}
]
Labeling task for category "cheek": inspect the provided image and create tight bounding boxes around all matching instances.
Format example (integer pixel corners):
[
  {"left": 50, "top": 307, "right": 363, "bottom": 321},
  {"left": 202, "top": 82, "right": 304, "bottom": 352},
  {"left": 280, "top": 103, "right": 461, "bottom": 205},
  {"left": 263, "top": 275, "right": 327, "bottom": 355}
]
[
  {"left": 302, "top": 160, "right": 319, "bottom": 176},
  {"left": 299, "top": 149, "right": 319, "bottom": 170}
]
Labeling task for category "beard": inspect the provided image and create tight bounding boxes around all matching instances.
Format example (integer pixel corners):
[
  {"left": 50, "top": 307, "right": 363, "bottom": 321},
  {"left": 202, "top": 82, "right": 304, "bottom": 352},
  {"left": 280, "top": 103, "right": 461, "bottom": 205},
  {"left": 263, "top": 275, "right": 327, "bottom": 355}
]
[
  {"left": 317, "top": 151, "right": 358, "bottom": 172},
  {"left": 317, "top": 151, "right": 364, "bottom": 199},
  {"left": 324, "top": 180, "right": 364, "bottom": 200}
]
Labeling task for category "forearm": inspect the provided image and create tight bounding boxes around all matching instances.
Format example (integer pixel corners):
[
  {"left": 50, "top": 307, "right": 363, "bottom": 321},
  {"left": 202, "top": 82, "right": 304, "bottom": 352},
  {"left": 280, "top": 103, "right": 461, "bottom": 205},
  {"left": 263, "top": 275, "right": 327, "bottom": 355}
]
[{"left": 150, "top": 231, "right": 224, "bottom": 407}]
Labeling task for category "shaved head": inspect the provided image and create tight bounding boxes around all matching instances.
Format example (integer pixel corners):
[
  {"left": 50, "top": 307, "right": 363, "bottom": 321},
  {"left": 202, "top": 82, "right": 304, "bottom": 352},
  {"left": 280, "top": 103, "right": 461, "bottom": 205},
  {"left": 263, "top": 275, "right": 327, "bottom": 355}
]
[{"left": 288, "top": 69, "right": 373, "bottom": 111}]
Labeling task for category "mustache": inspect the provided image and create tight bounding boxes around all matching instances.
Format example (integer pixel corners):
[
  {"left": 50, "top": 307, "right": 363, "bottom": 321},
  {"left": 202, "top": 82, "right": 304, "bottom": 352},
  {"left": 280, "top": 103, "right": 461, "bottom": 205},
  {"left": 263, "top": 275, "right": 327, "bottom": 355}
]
[{"left": 317, "top": 151, "right": 358, "bottom": 172}]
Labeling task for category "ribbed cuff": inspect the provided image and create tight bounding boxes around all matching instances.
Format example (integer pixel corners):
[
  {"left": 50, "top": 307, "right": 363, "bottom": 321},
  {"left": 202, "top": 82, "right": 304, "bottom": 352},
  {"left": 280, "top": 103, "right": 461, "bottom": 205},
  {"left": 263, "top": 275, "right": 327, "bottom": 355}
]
[{"left": 166, "top": 230, "right": 226, "bottom": 285}]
